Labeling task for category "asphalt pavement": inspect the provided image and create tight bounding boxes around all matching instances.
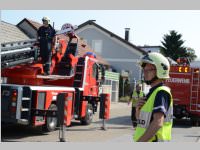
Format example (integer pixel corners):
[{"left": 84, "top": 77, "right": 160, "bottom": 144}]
[{"left": 1, "top": 102, "right": 200, "bottom": 142}]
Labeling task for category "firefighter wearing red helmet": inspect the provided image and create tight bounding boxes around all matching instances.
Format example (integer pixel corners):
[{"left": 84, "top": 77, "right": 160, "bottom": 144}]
[
  {"left": 133, "top": 52, "right": 173, "bottom": 142},
  {"left": 37, "top": 16, "right": 56, "bottom": 75}
]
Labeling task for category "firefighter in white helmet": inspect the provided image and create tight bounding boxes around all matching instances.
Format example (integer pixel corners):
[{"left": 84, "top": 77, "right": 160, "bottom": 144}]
[
  {"left": 37, "top": 16, "right": 56, "bottom": 75},
  {"left": 133, "top": 52, "right": 173, "bottom": 142}
]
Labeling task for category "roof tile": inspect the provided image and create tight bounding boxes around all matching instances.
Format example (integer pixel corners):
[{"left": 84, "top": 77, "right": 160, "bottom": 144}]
[{"left": 1, "top": 21, "right": 30, "bottom": 43}]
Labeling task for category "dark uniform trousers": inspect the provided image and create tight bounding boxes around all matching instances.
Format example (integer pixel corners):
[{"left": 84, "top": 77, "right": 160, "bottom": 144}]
[
  {"left": 40, "top": 40, "right": 52, "bottom": 74},
  {"left": 131, "top": 107, "right": 137, "bottom": 127}
]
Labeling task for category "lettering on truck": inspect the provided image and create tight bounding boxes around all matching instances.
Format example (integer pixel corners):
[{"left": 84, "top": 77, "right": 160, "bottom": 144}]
[{"left": 166, "top": 78, "right": 190, "bottom": 84}]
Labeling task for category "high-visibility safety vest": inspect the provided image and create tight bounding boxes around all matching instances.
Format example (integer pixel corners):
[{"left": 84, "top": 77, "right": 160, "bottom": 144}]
[
  {"left": 132, "top": 91, "right": 144, "bottom": 107},
  {"left": 133, "top": 86, "right": 173, "bottom": 142}
]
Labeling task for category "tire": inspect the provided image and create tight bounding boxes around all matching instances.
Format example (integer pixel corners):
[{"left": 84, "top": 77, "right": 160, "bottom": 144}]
[
  {"left": 191, "top": 117, "right": 200, "bottom": 127},
  {"left": 43, "top": 104, "right": 58, "bottom": 132},
  {"left": 174, "top": 114, "right": 183, "bottom": 120},
  {"left": 80, "top": 104, "right": 93, "bottom": 125}
]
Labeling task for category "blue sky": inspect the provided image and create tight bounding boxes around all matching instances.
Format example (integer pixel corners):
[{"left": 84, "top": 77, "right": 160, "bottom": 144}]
[{"left": 2, "top": 10, "right": 200, "bottom": 59}]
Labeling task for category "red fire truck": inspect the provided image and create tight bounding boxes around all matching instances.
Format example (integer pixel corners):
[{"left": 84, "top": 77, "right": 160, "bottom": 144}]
[
  {"left": 1, "top": 25, "right": 110, "bottom": 132},
  {"left": 165, "top": 58, "right": 200, "bottom": 125}
]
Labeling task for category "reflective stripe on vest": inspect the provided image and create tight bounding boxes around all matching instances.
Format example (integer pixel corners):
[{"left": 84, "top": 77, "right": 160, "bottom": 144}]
[
  {"left": 133, "top": 86, "right": 173, "bottom": 142},
  {"left": 132, "top": 91, "right": 144, "bottom": 107}
]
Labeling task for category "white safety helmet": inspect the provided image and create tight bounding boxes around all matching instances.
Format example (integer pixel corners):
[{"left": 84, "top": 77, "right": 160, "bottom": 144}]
[
  {"left": 42, "top": 16, "right": 50, "bottom": 24},
  {"left": 56, "top": 23, "right": 77, "bottom": 35},
  {"left": 139, "top": 52, "right": 170, "bottom": 79}
]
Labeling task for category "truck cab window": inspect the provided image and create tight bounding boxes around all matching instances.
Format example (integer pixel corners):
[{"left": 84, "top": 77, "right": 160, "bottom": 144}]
[{"left": 92, "top": 63, "right": 98, "bottom": 79}]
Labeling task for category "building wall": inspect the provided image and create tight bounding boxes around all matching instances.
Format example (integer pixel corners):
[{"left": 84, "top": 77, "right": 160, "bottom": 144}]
[{"left": 77, "top": 26, "right": 143, "bottom": 83}]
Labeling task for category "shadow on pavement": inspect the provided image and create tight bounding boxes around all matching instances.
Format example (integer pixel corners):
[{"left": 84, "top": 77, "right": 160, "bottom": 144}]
[
  {"left": 66, "top": 126, "right": 131, "bottom": 132},
  {"left": 172, "top": 119, "right": 193, "bottom": 128},
  {"left": 1, "top": 116, "right": 132, "bottom": 141},
  {"left": 184, "top": 135, "right": 200, "bottom": 138},
  {"left": 67, "top": 116, "right": 132, "bottom": 131},
  {"left": 106, "top": 116, "right": 132, "bottom": 126},
  {"left": 1, "top": 124, "right": 49, "bottom": 142},
  {"left": 66, "top": 127, "right": 99, "bottom": 132},
  {"left": 93, "top": 115, "right": 132, "bottom": 126}
]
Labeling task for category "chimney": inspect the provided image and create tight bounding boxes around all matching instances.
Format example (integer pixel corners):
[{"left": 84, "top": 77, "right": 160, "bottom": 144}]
[
  {"left": 125, "top": 28, "right": 130, "bottom": 41},
  {"left": 53, "top": 22, "right": 55, "bottom": 28},
  {"left": 89, "top": 20, "right": 96, "bottom": 24}
]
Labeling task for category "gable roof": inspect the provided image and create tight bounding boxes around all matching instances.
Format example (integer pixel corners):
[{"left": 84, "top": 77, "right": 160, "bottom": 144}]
[
  {"left": 17, "top": 18, "right": 42, "bottom": 30},
  {"left": 76, "top": 20, "right": 147, "bottom": 55},
  {"left": 0, "top": 21, "right": 30, "bottom": 43}
]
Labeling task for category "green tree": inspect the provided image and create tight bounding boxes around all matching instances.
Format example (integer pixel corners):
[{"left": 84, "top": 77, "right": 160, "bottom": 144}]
[
  {"left": 185, "top": 47, "right": 197, "bottom": 62},
  {"left": 160, "top": 30, "right": 197, "bottom": 61}
]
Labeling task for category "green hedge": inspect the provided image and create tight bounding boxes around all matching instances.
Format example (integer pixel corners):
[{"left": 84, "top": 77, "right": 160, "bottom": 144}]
[{"left": 119, "top": 96, "right": 130, "bottom": 103}]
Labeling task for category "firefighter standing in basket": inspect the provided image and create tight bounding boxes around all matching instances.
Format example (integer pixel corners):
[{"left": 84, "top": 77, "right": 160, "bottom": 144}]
[
  {"left": 133, "top": 52, "right": 173, "bottom": 142},
  {"left": 37, "top": 16, "right": 56, "bottom": 75},
  {"left": 128, "top": 83, "right": 145, "bottom": 128}
]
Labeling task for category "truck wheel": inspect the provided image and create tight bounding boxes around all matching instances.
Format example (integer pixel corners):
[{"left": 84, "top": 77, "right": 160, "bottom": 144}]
[
  {"left": 80, "top": 104, "right": 93, "bottom": 125},
  {"left": 174, "top": 114, "right": 183, "bottom": 120},
  {"left": 43, "top": 104, "right": 58, "bottom": 132},
  {"left": 191, "top": 117, "right": 200, "bottom": 127}
]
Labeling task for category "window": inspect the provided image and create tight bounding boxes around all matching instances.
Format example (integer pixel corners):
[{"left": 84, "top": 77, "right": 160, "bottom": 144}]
[
  {"left": 92, "top": 63, "right": 98, "bottom": 79},
  {"left": 92, "top": 40, "right": 102, "bottom": 54}
]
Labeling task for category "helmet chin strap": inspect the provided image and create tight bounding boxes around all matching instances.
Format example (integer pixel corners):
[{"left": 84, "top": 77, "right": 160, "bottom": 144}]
[{"left": 145, "top": 76, "right": 158, "bottom": 85}]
